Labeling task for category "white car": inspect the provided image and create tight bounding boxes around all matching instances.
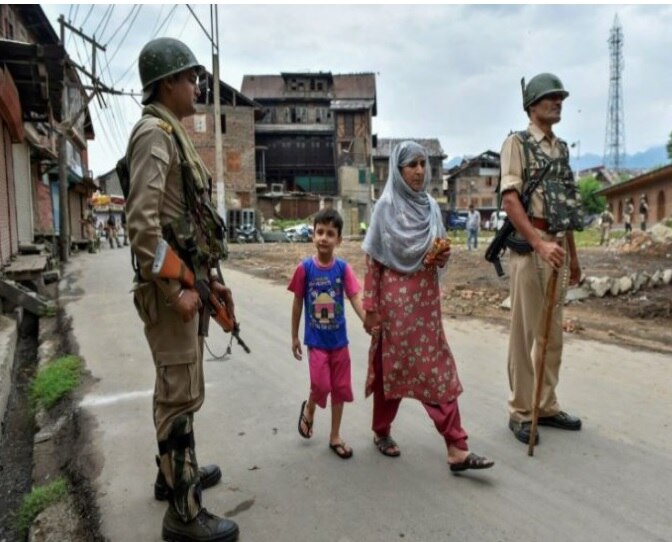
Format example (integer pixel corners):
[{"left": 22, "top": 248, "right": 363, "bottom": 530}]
[
  {"left": 284, "top": 224, "right": 313, "bottom": 242},
  {"left": 490, "top": 211, "right": 507, "bottom": 231}
]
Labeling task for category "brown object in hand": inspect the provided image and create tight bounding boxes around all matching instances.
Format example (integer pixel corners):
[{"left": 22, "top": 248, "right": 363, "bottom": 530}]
[{"left": 424, "top": 237, "right": 452, "bottom": 266}]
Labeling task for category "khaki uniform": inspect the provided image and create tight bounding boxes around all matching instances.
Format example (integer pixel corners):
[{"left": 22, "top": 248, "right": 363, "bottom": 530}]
[
  {"left": 500, "top": 122, "right": 569, "bottom": 423},
  {"left": 599, "top": 210, "right": 614, "bottom": 245},
  {"left": 126, "top": 103, "right": 205, "bottom": 521}
]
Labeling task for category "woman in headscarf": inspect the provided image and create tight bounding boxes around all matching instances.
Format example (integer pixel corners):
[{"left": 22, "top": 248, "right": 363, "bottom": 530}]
[{"left": 362, "top": 141, "right": 494, "bottom": 472}]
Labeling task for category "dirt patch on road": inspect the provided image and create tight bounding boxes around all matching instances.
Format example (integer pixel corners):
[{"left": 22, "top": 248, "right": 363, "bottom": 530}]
[{"left": 225, "top": 233, "right": 672, "bottom": 354}]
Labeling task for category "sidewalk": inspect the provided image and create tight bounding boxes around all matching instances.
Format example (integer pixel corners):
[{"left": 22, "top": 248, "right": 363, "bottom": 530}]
[{"left": 0, "top": 313, "right": 18, "bottom": 429}]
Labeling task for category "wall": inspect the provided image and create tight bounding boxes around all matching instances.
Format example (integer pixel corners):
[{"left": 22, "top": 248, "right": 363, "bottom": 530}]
[{"left": 184, "top": 104, "right": 256, "bottom": 210}]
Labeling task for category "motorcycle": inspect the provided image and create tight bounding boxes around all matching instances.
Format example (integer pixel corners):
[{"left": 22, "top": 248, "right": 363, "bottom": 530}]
[{"left": 234, "top": 224, "right": 263, "bottom": 243}]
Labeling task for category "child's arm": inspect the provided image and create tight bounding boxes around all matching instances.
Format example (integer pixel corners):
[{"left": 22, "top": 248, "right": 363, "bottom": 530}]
[
  {"left": 291, "top": 294, "right": 303, "bottom": 360},
  {"left": 348, "top": 291, "right": 366, "bottom": 323}
]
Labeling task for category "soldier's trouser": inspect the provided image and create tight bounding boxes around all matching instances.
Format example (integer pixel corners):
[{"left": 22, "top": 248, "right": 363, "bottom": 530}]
[
  {"left": 507, "top": 232, "right": 568, "bottom": 423},
  {"left": 134, "top": 281, "right": 205, "bottom": 522}
]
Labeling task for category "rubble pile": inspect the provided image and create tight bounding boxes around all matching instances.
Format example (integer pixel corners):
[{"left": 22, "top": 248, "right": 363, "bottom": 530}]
[{"left": 614, "top": 224, "right": 672, "bottom": 257}]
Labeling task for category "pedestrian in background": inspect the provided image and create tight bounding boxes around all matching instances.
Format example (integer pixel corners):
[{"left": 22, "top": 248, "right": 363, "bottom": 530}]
[
  {"left": 599, "top": 203, "right": 615, "bottom": 246},
  {"left": 106, "top": 215, "right": 121, "bottom": 249},
  {"left": 499, "top": 73, "right": 584, "bottom": 445},
  {"left": 289, "top": 208, "right": 367, "bottom": 460},
  {"left": 624, "top": 197, "right": 634, "bottom": 241},
  {"left": 362, "top": 140, "right": 494, "bottom": 473},
  {"left": 639, "top": 194, "right": 649, "bottom": 231},
  {"left": 466, "top": 203, "right": 481, "bottom": 251}
]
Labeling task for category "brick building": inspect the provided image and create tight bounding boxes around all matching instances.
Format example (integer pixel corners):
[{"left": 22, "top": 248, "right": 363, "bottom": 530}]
[
  {"left": 372, "top": 138, "right": 447, "bottom": 202},
  {"left": 443, "top": 150, "right": 500, "bottom": 215},
  {"left": 596, "top": 164, "right": 672, "bottom": 226},
  {"left": 182, "top": 73, "right": 261, "bottom": 214}
]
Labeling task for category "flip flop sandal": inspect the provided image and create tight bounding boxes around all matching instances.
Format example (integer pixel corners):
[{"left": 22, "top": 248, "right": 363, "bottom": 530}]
[
  {"left": 373, "top": 435, "right": 401, "bottom": 457},
  {"left": 449, "top": 452, "right": 495, "bottom": 472},
  {"left": 329, "top": 442, "right": 353, "bottom": 459},
  {"left": 297, "top": 400, "right": 313, "bottom": 439}
]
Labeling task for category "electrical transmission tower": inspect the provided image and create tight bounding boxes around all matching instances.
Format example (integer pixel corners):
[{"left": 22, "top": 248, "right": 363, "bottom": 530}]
[{"left": 604, "top": 14, "right": 625, "bottom": 171}]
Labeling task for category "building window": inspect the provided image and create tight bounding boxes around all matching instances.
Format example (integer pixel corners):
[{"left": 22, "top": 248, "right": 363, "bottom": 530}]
[
  {"left": 220, "top": 114, "right": 226, "bottom": 134},
  {"left": 317, "top": 81, "right": 324, "bottom": 91},
  {"left": 486, "top": 177, "right": 493, "bottom": 187}
]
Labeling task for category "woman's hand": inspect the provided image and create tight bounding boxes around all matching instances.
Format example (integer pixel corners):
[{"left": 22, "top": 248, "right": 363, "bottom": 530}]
[{"left": 364, "top": 310, "right": 381, "bottom": 338}]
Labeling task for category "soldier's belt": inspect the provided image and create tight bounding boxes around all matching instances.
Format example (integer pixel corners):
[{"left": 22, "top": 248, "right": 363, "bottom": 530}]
[{"left": 530, "top": 217, "right": 549, "bottom": 231}]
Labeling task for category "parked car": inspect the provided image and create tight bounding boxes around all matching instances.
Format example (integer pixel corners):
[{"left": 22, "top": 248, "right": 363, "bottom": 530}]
[
  {"left": 284, "top": 224, "right": 313, "bottom": 242},
  {"left": 444, "top": 211, "right": 468, "bottom": 230},
  {"left": 260, "top": 230, "right": 290, "bottom": 243}
]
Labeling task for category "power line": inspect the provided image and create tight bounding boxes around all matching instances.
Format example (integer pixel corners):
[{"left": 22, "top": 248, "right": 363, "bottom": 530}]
[
  {"left": 102, "top": 5, "right": 142, "bottom": 70},
  {"left": 150, "top": 5, "right": 166, "bottom": 37},
  {"left": 113, "top": 4, "right": 179, "bottom": 89},
  {"left": 97, "top": 5, "right": 116, "bottom": 44},
  {"left": 92, "top": 5, "right": 112, "bottom": 39},
  {"left": 102, "top": 4, "right": 138, "bottom": 48}
]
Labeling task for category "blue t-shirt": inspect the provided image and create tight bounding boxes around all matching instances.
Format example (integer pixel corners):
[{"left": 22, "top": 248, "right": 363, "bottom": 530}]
[{"left": 301, "top": 257, "right": 348, "bottom": 350}]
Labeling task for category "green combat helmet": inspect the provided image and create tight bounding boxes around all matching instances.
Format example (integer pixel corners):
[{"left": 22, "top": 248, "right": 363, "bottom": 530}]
[
  {"left": 521, "top": 73, "right": 569, "bottom": 110},
  {"left": 139, "top": 37, "right": 204, "bottom": 105}
]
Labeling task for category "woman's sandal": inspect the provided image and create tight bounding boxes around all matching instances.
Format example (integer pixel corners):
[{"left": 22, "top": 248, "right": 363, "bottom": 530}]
[
  {"left": 373, "top": 435, "right": 401, "bottom": 457},
  {"left": 449, "top": 452, "right": 494, "bottom": 472},
  {"left": 297, "top": 400, "right": 313, "bottom": 439}
]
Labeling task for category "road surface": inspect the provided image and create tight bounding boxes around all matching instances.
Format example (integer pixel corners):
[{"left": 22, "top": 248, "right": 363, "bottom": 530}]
[{"left": 62, "top": 247, "right": 671, "bottom": 541}]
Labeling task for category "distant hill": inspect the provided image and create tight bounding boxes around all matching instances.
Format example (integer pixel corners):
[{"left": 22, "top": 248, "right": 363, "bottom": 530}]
[{"left": 445, "top": 145, "right": 670, "bottom": 171}]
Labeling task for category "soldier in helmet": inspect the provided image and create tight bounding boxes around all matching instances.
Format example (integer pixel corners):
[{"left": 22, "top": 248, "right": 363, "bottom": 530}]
[
  {"left": 125, "top": 38, "right": 238, "bottom": 541},
  {"left": 499, "top": 73, "right": 584, "bottom": 445}
]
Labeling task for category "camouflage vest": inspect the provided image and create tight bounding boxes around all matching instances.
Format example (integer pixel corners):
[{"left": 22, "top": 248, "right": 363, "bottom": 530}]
[
  {"left": 156, "top": 122, "right": 228, "bottom": 279},
  {"left": 518, "top": 131, "right": 584, "bottom": 233}
]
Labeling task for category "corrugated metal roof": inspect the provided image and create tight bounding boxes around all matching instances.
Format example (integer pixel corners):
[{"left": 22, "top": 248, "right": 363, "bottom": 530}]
[{"left": 373, "top": 138, "right": 446, "bottom": 159}]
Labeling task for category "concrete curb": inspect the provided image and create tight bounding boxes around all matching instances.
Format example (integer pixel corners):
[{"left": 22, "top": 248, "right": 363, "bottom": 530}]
[{"left": 0, "top": 312, "right": 19, "bottom": 429}]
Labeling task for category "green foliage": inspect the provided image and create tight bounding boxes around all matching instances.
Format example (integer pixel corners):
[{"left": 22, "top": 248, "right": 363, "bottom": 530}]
[
  {"left": 30, "top": 355, "right": 82, "bottom": 410},
  {"left": 573, "top": 228, "right": 625, "bottom": 247},
  {"left": 14, "top": 478, "right": 68, "bottom": 534},
  {"left": 578, "top": 177, "right": 606, "bottom": 214},
  {"left": 667, "top": 131, "right": 672, "bottom": 160}
]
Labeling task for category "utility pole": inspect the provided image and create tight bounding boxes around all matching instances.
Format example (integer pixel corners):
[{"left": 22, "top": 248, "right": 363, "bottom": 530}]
[
  {"left": 57, "top": 16, "right": 106, "bottom": 263},
  {"left": 211, "top": 5, "right": 226, "bottom": 224}
]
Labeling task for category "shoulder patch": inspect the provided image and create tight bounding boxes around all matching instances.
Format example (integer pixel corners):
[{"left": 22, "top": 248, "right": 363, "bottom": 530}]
[{"left": 157, "top": 120, "right": 173, "bottom": 134}]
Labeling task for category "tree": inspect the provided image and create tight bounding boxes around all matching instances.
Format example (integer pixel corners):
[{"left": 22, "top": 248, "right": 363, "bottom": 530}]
[
  {"left": 667, "top": 131, "right": 672, "bottom": 160},
  {"left": 578, "top": 176, "right": 606, "bottom": 215}
]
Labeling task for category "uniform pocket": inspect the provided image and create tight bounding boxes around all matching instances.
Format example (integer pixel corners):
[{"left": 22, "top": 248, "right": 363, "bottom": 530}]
[
  {"left": 133, "top": 283, "right": 159, "bottom": 325},
  {"left": 155, "top": 352, "right": 201, "bottom": 406}
]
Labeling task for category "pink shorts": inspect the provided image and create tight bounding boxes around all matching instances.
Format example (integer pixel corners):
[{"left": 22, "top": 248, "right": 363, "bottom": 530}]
[{"left": 308, "top": 346, "right": 353, "bottom": 408}]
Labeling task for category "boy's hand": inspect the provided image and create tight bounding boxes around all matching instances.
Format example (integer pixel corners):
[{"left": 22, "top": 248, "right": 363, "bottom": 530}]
[{"left": 292, "top": 338, "right": 303, "bottom": 360}]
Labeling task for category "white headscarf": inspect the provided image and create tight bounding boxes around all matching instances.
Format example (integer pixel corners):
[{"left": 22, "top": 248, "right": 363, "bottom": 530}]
[{"left": 362, "top": 141, "right": 445, "bottom": 273}]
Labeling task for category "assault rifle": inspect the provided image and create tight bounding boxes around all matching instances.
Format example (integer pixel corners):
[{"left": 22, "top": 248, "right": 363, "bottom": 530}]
[
  {"left": 484, "top": 163, "right": 550, "bottom": 277},
  {"left": 151, "top": 239, "right": 251, "bottom": 353}
]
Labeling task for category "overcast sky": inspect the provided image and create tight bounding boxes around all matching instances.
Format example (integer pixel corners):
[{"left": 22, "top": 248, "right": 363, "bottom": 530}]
[{"left": 41, "top": 4, "right": 672, "bottom": 177}]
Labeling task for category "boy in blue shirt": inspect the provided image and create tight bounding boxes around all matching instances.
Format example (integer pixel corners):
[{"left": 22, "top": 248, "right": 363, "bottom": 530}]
[{"left": 288, "top": 209, "right": 366, "bottom": 459}]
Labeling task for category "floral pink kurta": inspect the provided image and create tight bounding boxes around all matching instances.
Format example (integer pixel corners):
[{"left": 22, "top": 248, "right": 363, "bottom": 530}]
[{"left": 363, "top": 257, "right": 463, "bottom": 403}]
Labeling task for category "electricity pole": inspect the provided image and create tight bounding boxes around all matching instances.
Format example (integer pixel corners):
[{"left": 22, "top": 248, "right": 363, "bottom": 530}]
[
  {"left": 57, "top": 16, "right": 106, "bottom": 263},
  {"left": 211, "top": 5, "right": 226, "bottom": 224}
]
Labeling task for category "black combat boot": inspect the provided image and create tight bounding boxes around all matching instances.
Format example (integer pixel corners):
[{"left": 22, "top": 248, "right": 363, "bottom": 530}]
[
  {"left": 155, "top": 456, "right": 222, "bottom": 501},
  {"left": 162, "top": 505, "right": 239, "bottom": 542}
]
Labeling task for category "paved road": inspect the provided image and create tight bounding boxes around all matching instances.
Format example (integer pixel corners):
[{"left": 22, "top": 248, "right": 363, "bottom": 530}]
[{"left": 62, "top": 247, "right": 672, "bottom": 542}]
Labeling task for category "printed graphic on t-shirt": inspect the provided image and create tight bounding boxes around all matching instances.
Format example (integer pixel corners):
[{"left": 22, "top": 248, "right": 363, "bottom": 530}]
[{"left": 308, "top": 276, "right": 343, "bottom": 329}]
